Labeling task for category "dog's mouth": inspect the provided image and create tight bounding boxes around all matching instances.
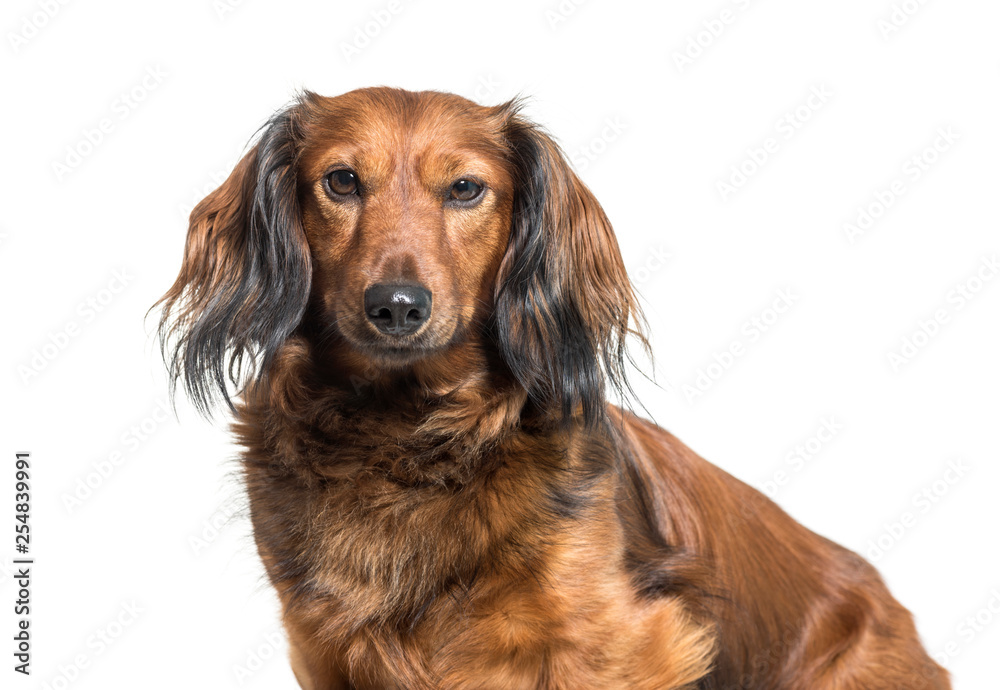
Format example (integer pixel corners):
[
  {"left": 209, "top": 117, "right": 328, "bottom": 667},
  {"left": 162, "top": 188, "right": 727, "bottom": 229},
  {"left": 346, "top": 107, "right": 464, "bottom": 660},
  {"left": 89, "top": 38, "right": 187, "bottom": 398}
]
[
  {"left": 359, "top": 335, "right": 446, "bottom": 364},
  {"left": 330, "top": 314, "right": 460, "bottom": 369}
]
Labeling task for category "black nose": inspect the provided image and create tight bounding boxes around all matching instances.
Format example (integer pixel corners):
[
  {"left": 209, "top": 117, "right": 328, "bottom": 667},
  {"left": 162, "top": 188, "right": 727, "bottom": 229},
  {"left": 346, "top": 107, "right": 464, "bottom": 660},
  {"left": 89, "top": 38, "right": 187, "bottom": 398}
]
[{"left": 364, "top": 284, "right": 432, "bottom": 336}]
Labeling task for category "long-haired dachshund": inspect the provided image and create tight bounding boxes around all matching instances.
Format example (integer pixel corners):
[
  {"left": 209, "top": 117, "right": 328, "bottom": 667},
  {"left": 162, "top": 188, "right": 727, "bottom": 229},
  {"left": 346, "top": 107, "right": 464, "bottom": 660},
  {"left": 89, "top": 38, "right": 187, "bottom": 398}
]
[{"left": 157, "top": 87, "right": 949, "bottom": 689}]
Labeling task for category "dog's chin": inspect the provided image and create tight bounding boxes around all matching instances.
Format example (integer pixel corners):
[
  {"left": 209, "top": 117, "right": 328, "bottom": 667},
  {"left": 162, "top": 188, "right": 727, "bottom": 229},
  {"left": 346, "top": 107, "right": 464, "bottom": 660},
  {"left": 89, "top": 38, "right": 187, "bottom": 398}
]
[
  {"left": 360, "top": 341, "right": 445, "bottom": 368},
  {"left": 339, "top": 326, "right": 457, "bottom": 372}
]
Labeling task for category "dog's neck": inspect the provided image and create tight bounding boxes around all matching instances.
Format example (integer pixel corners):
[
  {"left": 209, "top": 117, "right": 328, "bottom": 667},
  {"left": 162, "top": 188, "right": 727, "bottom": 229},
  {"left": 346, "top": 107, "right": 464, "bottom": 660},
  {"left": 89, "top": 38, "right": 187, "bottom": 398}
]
[{"left": 235, "top": 336, "right": 542, "bottom": 486}]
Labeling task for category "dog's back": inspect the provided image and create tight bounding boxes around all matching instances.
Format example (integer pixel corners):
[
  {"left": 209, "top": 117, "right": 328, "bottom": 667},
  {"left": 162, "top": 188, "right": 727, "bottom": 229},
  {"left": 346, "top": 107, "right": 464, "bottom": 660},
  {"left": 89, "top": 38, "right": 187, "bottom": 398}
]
[{"left": 624, "top": 412, "right": 950, "bottom": 688}]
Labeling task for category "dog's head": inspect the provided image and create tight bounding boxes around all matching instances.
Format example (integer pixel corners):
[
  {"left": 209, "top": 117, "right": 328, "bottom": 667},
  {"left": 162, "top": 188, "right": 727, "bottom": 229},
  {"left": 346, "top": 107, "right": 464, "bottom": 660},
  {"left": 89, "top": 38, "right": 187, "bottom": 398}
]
[{"left": 158, "top": 87, "right": 644, "bottom": 426}]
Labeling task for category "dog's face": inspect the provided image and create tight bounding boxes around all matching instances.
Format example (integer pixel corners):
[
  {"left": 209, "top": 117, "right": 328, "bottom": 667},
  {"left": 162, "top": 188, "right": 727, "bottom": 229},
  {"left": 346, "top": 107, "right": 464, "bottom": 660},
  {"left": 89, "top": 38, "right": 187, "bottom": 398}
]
[
  {"left": 158, "top": 87, "right": 642, "bottom": 424},
  {"left": 296, "top": 91, "right": 514, "bottom": 367}
]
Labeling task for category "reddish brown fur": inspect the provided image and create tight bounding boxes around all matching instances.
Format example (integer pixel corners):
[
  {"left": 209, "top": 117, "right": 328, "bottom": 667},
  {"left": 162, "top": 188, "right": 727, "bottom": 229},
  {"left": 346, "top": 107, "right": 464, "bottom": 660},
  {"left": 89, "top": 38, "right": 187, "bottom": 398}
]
[{"left": 158, "top": 88, "right": 950, "bottom": 689}]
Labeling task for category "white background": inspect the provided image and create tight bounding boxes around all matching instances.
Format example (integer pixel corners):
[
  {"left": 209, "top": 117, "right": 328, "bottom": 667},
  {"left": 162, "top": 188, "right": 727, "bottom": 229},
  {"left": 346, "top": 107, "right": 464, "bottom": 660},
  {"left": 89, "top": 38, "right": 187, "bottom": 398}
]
[{"left": 2, "top": 0, "right": 998, "bottom": 688}]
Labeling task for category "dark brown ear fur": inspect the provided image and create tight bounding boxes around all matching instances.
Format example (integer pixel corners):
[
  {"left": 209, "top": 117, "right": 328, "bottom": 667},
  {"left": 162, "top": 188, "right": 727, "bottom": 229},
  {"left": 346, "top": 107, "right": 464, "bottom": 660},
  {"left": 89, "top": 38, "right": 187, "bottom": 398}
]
[
  {"left": 492, "top": 106, "right": 647, "bottom": 426},
  {"left": 155, "top": 101, "right": 313, "bottom": 415}
]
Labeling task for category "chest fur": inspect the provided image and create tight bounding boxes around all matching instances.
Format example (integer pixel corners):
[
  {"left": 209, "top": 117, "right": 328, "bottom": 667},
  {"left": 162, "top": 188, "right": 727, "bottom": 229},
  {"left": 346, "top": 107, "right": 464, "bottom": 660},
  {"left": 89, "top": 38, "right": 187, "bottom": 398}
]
[{"left": 236, "top": 404, "right": 714, "bottom": 689}]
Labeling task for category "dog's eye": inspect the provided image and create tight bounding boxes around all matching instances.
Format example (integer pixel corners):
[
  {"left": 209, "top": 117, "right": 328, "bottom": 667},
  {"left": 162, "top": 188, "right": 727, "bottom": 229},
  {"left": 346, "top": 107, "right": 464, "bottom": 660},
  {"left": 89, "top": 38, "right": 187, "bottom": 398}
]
[
  {"left": 450, "top": 179, "right": 483, "bottom": 202},
  {"left": 326, "top": 170, "right": 359, "bottom": 196}
]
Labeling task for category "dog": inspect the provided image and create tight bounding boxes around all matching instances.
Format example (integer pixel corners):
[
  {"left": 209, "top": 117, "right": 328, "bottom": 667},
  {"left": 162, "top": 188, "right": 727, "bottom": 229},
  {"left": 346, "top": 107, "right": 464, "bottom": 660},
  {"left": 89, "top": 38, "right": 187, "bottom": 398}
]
[{"left": 156, "top": 87, "right": 950, "bottom": 689}]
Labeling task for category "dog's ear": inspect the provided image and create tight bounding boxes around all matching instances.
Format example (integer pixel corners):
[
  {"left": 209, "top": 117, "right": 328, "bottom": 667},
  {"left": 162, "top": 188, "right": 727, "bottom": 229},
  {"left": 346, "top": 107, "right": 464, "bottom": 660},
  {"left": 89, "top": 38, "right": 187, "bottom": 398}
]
[
  {"left": 156, "top": 100, "right": 312, "bottom": 415},
  {"left": 494, "top": 106, "right": 647, "bottom": 427}
]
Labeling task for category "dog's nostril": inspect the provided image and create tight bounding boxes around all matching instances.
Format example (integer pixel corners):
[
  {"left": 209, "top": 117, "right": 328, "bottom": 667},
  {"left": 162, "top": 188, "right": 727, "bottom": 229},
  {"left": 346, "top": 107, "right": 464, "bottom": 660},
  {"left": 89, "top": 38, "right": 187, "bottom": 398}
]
[{"left": 363, "top": 284, "right": 433, "bottom": 336}]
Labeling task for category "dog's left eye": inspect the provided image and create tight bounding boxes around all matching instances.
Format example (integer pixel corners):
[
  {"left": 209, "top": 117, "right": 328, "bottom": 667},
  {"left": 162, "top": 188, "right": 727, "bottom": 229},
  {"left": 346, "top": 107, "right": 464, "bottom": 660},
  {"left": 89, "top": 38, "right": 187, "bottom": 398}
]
[
  {"left": 326, "top": 170, "right": 359, "bottom": 197},
  {"left": 450, "top": 179, "right": 483, "bottom": 202}
]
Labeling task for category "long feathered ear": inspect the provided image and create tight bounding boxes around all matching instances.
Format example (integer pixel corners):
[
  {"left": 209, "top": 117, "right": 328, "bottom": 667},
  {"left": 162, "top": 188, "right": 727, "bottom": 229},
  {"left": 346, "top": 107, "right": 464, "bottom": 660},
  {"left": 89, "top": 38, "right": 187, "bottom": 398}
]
[
  {"left": 494, "top": 106, "right": 648, "bottom": 427},
  {"left": 155, "top": 101, "right": 312, "bottom": 416}
]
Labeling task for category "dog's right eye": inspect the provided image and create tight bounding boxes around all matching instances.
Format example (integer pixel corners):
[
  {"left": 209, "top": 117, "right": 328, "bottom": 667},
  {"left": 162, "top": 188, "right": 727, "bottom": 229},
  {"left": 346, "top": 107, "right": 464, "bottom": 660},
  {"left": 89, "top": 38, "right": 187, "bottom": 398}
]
[
  {"left": 450, "top": 179, "right": 483, "bottom": 203},
  {"left": 326, "top": 170, "right": 359, "bottom": 197}
]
